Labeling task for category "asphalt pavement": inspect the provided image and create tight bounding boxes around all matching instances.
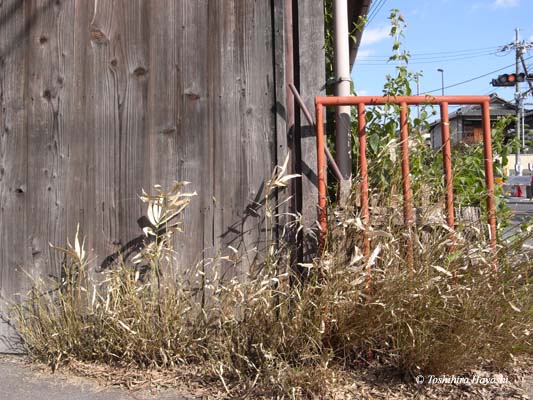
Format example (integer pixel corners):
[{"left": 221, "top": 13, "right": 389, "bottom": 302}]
[
  {"left": 503, "top": 196, "right": 533, "bottom": 246},
  {"left": 0, "top": 355, "right": 197, "bottom": 400}
]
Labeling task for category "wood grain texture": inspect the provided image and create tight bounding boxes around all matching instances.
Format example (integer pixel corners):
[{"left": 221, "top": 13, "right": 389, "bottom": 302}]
[
  {"left": 0, "top": 0, "right": 32, "bottom": 349},
  {"left": 272, "top": 0, "right": 290, "bottom": 241},
  {"left": 0, "top": 0, "right": 323, "bottom": 350},
  {"left": 296, "top": 0, "right": 325, "bottom": 252}
]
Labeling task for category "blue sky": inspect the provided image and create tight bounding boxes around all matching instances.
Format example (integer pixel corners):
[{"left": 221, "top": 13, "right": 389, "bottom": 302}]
[{"left": 352, "top": 0, "right": 533, "bottom": 104}]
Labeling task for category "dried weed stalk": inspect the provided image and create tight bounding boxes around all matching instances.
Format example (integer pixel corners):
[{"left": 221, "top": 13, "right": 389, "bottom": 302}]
[{"left": 12, "top": 167, "right": 533, "bottom": 398}]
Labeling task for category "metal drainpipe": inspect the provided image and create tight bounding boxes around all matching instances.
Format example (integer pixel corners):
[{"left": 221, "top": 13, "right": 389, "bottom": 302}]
[{"left": 333, "top": 0, "right": 352, "bottom": 201}]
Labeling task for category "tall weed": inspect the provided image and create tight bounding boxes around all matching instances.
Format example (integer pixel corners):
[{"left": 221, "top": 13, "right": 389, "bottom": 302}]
[{"left": 12, "top": 175, "right": 532, "bottom": 397}]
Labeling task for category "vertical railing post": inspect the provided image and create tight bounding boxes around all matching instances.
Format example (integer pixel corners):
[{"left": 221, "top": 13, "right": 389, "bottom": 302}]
[
  {"left": 399, "top": 102, "right": 414, "bottom": 266},
  {"left": 358, "top": 103, "right": 370, "bottom": 258},
  {"left": 314, "top": 95, "right": 497, "bottom": 263},
  {"left": 357, "top": 103, "right": 371, "bottom": 288},
  {"left": 482, "top": 101, "right": 498, "bottom": 253},
  {"left": 315, "top": 101, "right": 327, "bottom": 248},
  {"left": 440, "top": 102, "right": 455, "bottom": 230}
]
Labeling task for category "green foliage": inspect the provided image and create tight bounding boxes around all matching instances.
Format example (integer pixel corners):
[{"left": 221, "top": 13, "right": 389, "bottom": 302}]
[
  {"left": 341, "top": 9, "right": 516, "bottom": 234},
  {"left": 323, "top": 0, "right": 334, "bottom": 83}
]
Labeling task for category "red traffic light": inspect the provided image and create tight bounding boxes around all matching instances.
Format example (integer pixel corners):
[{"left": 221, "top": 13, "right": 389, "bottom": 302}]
[{"left": 491, "top": 73, "right": 525, "bottom": 87}]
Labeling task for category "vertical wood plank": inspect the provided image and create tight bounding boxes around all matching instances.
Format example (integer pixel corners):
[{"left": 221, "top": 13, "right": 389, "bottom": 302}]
[
  {"left": 61, "top": 0, "right": 94, "bottom": 263},
  {"left": 271, "top": 0, "right": 292, "bottom": 257},
  {"left": 0, "top": 0, "right": 30, "bottom": 349},
  {"left": 84, "top": 0, "right": 121, "bottom": 262},
  {"left": 206, "top": 0, "right": 276, "bottom": 281},
  {"left": 239, "top": 0, "right": 276, "bottom": 274},
  {"left": 175, "top": 0, "right": 209, "bottom": 273},
  {"left": 296, "top": 0, "right": 324, "bottom": 251},
  {"left": 114, "top": 0, "right": 150, "bottom": 249},
  {"left": 0, "top": 0, "right": 295, "bottom": 348},
  {"left": 209, "top": 0, "right": 243, "bottom": 281},
  {"left": 23, "top": 0, "right": 59, "bottom": 281}
]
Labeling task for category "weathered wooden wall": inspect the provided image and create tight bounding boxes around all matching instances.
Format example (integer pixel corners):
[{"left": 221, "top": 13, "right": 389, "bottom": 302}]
[{"left": 0, "top": 0, "right": 324, "bottom": 351}]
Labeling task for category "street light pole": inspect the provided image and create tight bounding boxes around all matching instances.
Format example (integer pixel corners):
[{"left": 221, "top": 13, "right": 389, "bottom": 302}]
[{"left": 437, "top": 68, "right": 444, "bottom": 96}]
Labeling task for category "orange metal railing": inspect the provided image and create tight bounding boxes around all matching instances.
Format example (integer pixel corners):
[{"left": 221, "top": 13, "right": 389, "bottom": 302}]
[{"left": 314, "top": 96, "right": 497, "bottom": 257}]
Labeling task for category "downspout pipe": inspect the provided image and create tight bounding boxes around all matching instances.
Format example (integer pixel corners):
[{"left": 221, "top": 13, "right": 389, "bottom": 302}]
[{"left": 333, "top": 0, "right": 352, "bottom": 199}]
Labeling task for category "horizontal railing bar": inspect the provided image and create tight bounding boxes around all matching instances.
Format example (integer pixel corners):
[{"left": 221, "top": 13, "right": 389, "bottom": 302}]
[
  {"left": 314, "top": 94, "right": 498, "bottom": 260},
  {"left": 316, "top": 95, "right": 491, "bottom": 106}
]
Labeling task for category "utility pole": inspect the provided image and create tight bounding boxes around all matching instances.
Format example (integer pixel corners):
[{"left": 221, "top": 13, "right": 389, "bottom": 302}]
[
  {"left": 515, "top": 28, "right": 522, "bottom": 176},
  {"left": 437, "top": 68, "right": 444, "bottom": 96},
  {"left": 496, "top": 30, "right": 533, "bottom": 174}
]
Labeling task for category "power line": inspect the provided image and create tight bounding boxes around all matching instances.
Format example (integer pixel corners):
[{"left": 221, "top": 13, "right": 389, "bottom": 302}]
[
  {"left": 366, "top": 0, "right": 385, "bottom": 23},
  {"left": 410, "top": 45, "right": 500, "bottom": 56},
  {"left": 360, "top": 45, "right": 501, "bottom": 58},
  {"left": 356, "top": 50, "right": 500, "bottom": 66},
  {"left": 424, "top": 56, "right": 533, "bottom": 94},
  {"left": 362, "top": 49, "right": 498, "bottom": 61},
  {"left": 366, "top": 0, "right": 387, "bottom": 26},
  {"left": 356, "top": 52, "right": 499, "bottom": 66}
]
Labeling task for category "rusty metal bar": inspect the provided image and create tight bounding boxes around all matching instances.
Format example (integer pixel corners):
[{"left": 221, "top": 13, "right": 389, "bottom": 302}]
[
  {"left": 316, "top": 95, "right": 491, "bottom": 106},
  {"left": 289, "top": 83, "right": 344, "bottom": 182},
  {"left": 399, "top": 102, "right": 414, "bottom": 265},
  {"left": 482, "top": 101, "right": 498, "bottom": 252},
  {"left": 358, "top": 103, "right": 371, "bottom": 289},
  {"left": 399, "top": 102, "right": 414, "bottom": 224},
  {"left": 439, "top": 102, "right": 455, "bottom": 229},
  {"left": 314, "top": 95, "right": 498, "bottom": 256},
  {"left": 315, "top": 102, "right": 327, "bottom": 247},
  {"left": 357, "top": 103, "right": 370, "bottom": 258}
]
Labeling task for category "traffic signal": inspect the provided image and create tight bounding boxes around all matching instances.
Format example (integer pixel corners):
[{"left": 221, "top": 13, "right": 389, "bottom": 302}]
[{"left": 491, "top": 73, "right": 526, "bottom": 87}]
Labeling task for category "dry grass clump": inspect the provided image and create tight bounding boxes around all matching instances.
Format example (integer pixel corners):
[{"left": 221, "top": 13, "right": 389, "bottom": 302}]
[
  {"left": 12, "top": 177, "right": 533, "bottom": 398},
  {"left": 322, "top": 214, "right": 532, "bottom": 377}
]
